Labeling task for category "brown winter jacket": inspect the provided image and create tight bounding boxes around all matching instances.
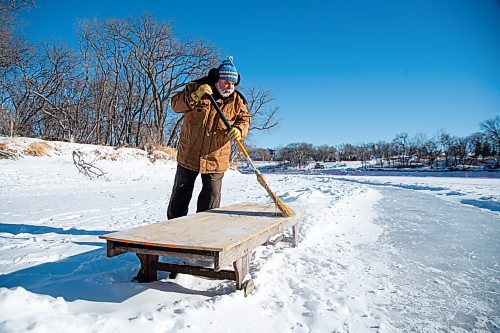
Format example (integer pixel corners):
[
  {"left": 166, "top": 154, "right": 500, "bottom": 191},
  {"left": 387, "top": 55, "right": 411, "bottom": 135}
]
[{"left": 171, "top": 80, "right": 251, "bottom": 174}]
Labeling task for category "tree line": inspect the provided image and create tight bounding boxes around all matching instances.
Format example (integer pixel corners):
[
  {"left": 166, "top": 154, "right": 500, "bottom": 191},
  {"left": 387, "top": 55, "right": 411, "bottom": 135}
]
[
  {"left": 248, "top": 117, "right": 500, "bottom": 169},
  {"left": 0, "top": 2, "right": 280, "bottom": 148},
  {"left": 1, "top": 2, "right": 498, "bottom": 171}
]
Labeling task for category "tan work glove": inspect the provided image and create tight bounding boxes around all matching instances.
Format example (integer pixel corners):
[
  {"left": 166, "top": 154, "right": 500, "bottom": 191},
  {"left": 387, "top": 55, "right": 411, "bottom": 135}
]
[
  {"left": 227, "top": 127, "right": 242, "bottom": 141},
  {"left": 190, "top": 84, "right": 212, "bottom": 103}
]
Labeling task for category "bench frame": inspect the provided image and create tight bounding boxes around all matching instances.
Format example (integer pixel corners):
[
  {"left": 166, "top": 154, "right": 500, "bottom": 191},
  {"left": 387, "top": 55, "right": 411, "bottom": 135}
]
[{"left": 103, "top": 211, "right": 299, "bottom": 294}]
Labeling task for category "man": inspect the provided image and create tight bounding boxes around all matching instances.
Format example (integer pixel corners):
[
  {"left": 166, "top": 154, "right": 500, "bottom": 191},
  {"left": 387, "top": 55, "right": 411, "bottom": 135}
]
[{"left": 167, "top": 56, "right": 251, "bottom": 219}]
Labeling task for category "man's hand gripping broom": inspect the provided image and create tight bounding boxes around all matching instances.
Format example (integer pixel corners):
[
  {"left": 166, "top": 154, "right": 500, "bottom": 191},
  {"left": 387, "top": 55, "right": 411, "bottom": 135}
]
[{"left": 207, "top": 94, "right": 294, "bottom": 217}]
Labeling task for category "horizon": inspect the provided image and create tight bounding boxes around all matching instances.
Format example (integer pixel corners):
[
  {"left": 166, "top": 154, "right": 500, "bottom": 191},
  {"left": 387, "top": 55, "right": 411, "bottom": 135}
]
[{"left": 19, "top": 0, "right": 500, "bottom": 148}]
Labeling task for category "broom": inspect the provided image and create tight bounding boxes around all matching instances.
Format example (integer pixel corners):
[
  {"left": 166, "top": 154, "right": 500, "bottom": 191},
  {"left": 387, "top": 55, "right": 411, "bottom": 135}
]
[{"left": 207, "top": 94, "right": 295, "bottom": 217}]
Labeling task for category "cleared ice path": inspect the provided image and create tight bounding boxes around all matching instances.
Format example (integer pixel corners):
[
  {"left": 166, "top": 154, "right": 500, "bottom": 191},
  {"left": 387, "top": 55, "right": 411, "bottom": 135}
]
[{"left": 369, "top": 186, "right": 500, "bottom": 332}]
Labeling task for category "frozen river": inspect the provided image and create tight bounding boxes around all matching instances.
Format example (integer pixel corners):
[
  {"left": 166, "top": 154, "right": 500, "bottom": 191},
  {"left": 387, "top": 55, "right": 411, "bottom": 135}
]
[
  {"left": 369, "top": 186, "right": 500, "bottom": 332},
  {"left": 1, "top": 139, "right": 499, "bottom": 332}
]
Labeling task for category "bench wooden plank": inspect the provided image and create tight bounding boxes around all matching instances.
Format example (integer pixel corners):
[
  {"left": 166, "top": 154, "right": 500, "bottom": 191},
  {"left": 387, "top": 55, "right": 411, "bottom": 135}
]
[{"left": 99, "top": 202, "right": 296, "bottom": 252}]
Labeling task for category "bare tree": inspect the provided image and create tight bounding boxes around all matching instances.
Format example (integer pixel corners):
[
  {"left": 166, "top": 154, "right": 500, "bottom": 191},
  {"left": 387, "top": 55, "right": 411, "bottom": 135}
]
[
  {"left": 243, "top": 87, "right": 280, "bottom": 132},
  {"left": 247, "top": 146, "right": 272, "bottom": 161},
  {"left": 0, "top": 0, "right": 35, "bottom": 69},
  {"left": 2, "top": 9, "right": 287, "bottom": 150},
  {"left": 438, "top": 130, "right": 453, "bottom": 167},
  {"left": 1, "top": 43, "right": 48, "bottom": 137},
  {"left": 111, "top": 15, "right": 217, "bottom": 144},
  {"left": 392, "top": 132, "right": 409, "bottom": 167},
  {"left": 480, "top": 116, "right": 500, "bottom": 159},
  {"left": 423, "top": 137, "right": 441, "bottom": 168},
  {"left": 29, "top": 43, "right": 84, "bottom": 141},
  {"left": 371, "top": 141, "right": 388, "bottom": 167},
  {"left": 280, "top": 143, "right": 313, "bottom": 168},
  {"left": 0, "top": 0, "right": 35, "bottom": 135},
  {"left": 358, "top": 144, "right": 371, "bottom": 169},
  {"left": 78, "top": 18, "right": 143, "bottom": 145},
  {"left": 77, "top": 15, "right": 218, "bottom": 146},
  {"left": 311, "top": 145, "right": 337, "bottom": 162},
  {"left": 409, "top": 133, "right": 428, "bottom": 165},
  {"left": 448, "top": 137, "right": 469, "bottom": 168},
  {"left": 468, "top": 132, "right": 485, "bottom": 164},
  {"left": 337, "top": 143, "right": 358, "bottom": 162}
]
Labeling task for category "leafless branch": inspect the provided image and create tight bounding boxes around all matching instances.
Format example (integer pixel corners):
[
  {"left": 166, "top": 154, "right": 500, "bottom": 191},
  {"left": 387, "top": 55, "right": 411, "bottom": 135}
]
[{"left": 72, "top": 150, "right": 106, "bottom": 179}]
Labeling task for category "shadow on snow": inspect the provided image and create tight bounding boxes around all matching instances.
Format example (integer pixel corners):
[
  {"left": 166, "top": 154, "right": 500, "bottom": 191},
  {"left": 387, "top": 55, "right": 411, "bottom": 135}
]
[
  {"left": 0, "top": 240, "right": 235, "bottom": 303},
  {"left": 0, "top": 223, "right": 111, "bottom": 236}
]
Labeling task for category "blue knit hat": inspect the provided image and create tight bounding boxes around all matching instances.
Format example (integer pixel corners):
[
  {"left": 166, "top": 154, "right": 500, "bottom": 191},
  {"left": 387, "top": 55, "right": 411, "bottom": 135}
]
[{"left": 218, "top": 56, "right": 238, "bottom": 83}]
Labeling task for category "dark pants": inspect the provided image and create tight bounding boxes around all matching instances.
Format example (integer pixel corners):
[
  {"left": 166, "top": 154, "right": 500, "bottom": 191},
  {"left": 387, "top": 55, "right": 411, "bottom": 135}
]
[{"left": 167, "top": 164, "right": 224, "bottom": 220}]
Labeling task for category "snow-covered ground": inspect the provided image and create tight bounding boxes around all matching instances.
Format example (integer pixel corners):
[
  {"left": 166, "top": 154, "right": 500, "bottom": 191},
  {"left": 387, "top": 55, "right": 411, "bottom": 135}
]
[{"left": 1, "top": 137, "right": 499, "bottom": 332}]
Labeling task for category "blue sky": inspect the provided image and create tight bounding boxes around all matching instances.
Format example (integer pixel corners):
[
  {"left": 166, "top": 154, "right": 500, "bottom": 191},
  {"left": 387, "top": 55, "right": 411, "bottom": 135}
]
[{"left": 21, "top": 0, "right": 500, "bottom": 148}]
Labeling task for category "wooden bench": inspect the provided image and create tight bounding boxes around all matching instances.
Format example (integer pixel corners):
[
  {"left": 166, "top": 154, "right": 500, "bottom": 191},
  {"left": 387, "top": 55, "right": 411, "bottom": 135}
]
[{"left": 99, "top": 202, "right": 300, "bottom": 295}]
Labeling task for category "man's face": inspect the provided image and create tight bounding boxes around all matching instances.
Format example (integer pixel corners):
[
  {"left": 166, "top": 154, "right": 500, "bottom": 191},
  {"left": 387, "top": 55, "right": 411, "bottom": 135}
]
[{"left": 216, "top": 80, "right": 235, "bottom": 97}]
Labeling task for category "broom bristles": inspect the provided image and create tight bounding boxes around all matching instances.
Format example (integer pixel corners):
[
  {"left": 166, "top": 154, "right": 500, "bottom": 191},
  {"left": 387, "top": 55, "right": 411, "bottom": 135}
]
[{"left": 256, "top": 173, "right": 295, "bottom": 217}]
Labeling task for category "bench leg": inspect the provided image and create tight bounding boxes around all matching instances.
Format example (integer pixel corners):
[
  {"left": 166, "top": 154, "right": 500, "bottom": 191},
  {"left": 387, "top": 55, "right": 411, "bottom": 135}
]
[
  {"left": 133, "top": 254, "right": 158, "bottom": 282},
  {"left": 233, "top": 253, "right": 250, "bottom": 290}
]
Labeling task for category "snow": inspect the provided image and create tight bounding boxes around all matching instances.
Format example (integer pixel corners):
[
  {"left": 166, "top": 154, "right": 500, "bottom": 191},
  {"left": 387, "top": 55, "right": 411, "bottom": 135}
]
[{"left": 1, "top": 137, "right": 499, "bottom": 332}]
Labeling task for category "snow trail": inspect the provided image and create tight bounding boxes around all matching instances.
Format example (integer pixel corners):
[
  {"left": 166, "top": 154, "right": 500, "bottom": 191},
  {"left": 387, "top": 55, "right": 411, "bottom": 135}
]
[{"left": 165, "top": 175, "right": 394, "bottom": 332}]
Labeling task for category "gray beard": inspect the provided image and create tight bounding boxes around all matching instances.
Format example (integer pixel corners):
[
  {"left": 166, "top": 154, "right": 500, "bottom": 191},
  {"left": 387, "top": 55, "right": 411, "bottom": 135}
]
[{"left": 216, "top": 84, "right": 234, "bottom": 98}]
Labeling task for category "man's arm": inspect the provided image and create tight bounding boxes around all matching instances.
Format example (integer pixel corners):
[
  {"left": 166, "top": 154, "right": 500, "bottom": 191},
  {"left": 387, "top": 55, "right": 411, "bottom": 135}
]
[{"left": 172, "top": 82, "right": 210, "bottom": 113}]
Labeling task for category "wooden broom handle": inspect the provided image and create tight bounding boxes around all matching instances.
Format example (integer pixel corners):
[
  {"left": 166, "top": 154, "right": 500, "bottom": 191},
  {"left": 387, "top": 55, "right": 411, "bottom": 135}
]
[{"left": 207, "top": 93, "right": 249, "bottom": 158}]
